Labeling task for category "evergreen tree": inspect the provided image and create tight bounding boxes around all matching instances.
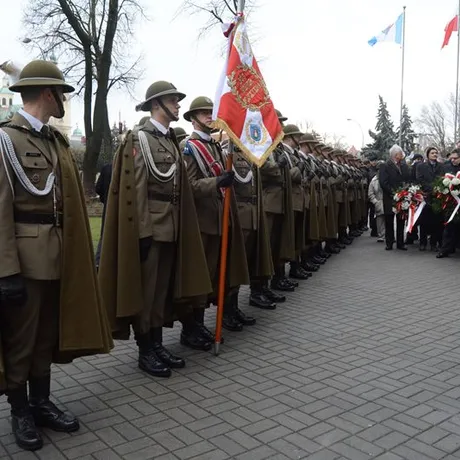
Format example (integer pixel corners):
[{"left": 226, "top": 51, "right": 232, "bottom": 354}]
[
  {"left": 396, "top": 104, "right": 416, "bottom": 154},
  {"left": 367, "top": 96, "right": 396, "bottom": 160}
]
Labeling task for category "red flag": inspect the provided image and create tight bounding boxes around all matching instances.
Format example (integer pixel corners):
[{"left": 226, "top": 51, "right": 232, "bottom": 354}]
[
  {"left": 213, "top": 15, "right": 283, "bottom": 167},
  {"left": 442, "top": 15, "right": 458, "bottom": 49}
]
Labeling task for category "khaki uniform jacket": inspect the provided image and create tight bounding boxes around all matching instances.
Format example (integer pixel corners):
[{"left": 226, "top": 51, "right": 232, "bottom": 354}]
[
  {"left": 184, "top": 132, "right": 223, "bottom": 236},
  {"left": 0, "top": 113, "right": 62, "bottom": 280},
  {"left": 262, "top": 145, "right": 285, "bottom": 214},
  {"left": 283, "top": 143, "right": 304, "bottom": 212},
  {"left": 0, "top": 113, "right": 113, "bottom": 367},
  {"left": 233, "top": 153, "right": 257, "bottom": 231},
  {"left": 134, "top": 120, "right": 181, "bottom": 242}
]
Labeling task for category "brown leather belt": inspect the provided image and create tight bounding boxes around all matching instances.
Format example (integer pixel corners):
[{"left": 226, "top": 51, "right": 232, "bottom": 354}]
[{"left": 14, "top": 211, "right": 63, "bottom": 226}]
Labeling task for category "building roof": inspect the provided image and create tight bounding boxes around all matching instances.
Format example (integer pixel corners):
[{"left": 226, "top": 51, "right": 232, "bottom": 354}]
[
  {"left": 0, "top": 105, "right": 21, "bottom": 121},
  {"left": 0, "top": 86, "right": 13, "bottom": 95},
  {"left": 72, "top": 126, "right": 83, "bottom": 136}
]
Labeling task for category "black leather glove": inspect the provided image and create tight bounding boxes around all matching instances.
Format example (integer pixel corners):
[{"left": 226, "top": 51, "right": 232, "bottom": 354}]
[
  {"left": 216, "top": 171, "right": 235, "bottom": 189},
  {"left": 0, "top": 274, "right": 27, "bottom": 307},
  {"left": 139, "top": 237, "right": 153, "bottom": 263},
  {"left": 278, "top": 155, "right": 288, "bottom": 168}
]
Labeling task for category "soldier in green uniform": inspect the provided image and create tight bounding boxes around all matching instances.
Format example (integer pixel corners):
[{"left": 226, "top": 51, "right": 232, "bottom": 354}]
[
  {"left": 224, "top": 141, "right": 276, "bottom": 310},
  {"left": 182, "top": 96, "right": 250, "bottom": 332},
  {"left": 298, "top": 134, "right": 321, "bottom": 273},
  {"left": 263, "top": 111, "right": 296, "bottom": 293},
  {"left": 99, "top": 82, "right": 212, "bottom": 378},
  {"left": 0, "top": 60, "right": 112, "bottom": 451},
  {"left": 282, "top": 125, "right": 311, "bottom": 280}
]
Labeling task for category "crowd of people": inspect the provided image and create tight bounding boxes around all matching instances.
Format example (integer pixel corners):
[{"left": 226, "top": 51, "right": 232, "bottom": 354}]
[
  {"left": 368, "top": 145, "right": 460, "bottom": 257},
  {"left": 0, "top": 60, "right": 376, "bottom": 452}
]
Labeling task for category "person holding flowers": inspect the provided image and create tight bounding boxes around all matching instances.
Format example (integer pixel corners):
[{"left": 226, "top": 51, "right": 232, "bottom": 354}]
[
  {"left": 416, "top": 147, "right": 444, "bottom": 251},
  {"left": 379, "top": 145, "right": 411, "bottom": 251}
]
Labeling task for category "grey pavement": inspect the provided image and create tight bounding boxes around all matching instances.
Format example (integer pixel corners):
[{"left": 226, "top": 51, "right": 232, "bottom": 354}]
[{"left": 2, "top": 234, "right": 460, "bottom": 459}]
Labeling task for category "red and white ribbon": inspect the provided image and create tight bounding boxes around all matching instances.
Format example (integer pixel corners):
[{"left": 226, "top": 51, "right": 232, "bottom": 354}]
[{"left": 406, "top": 201, "right": 425, "bottom": 233}]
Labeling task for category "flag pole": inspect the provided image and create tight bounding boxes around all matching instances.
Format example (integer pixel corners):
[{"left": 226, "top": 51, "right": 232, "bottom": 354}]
[
  {"left": 455, "top": 1, "right": 460, "bottom": 146},
  {"left": 399, "top": 6, "right": 406, "bottom": 146},
  {"left": 214, "top": 0, "right": 245, "bottom": 356}
]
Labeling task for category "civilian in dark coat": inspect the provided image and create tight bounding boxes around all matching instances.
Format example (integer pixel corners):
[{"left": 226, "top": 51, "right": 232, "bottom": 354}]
[
  {"left": 379, "top": 145, "right": 411, "bottom": 250},
  {"left": 95, "top": 163, "right": 113, "bottom": 267},
  {"left": 439, "top": 149, "right": 460, "bottom": 257},
  {"left": 416, "top": 147, "right": 444, "bottom": 251}
]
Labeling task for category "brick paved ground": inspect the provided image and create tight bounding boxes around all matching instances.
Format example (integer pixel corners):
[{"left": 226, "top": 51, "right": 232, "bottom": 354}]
[{"left": 2, "top": 234, "right": 460, "bottom": 460}]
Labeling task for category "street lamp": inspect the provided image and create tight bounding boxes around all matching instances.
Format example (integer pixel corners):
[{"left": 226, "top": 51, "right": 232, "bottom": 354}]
[{"left": 346, "top": 118, "right": 365, "bottom": 151}]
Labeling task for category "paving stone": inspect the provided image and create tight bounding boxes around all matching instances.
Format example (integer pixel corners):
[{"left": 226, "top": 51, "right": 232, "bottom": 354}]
[{"left": 1, "top": 236, "right": 459, "bottom": 459}]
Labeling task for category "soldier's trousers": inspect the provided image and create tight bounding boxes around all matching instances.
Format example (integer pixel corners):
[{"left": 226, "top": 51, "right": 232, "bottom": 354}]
[
  {"left": 0, "top": 279, "right": 59, "bottom": 390},
  {"left": 135, "top": 241, "right": 176, "bottom": 333},
  {"left": 265, "top": 212, "right": 285, "bottom": 278}
]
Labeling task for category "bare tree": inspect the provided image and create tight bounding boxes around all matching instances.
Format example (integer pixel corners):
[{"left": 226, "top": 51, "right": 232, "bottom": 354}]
[
  {"left": 321, "top": 132, "right": 349, "bottom": 150},
  {"left": 416, "top": 101, "right": 452, "bottom": 155},
  {"left": 23, "top": 0, "right": 146, "bottom": 195},
  {"left": 176, "top": 0, "right": 257, "bottom": 38},
  {"left": 297, "top": 119, "right": 315, "bottom": 133}
]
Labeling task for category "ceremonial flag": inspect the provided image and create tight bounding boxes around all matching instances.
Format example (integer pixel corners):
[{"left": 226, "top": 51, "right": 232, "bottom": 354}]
[
  {"left": 442, "top": 15, "right": 458, "bottom": 49},
  {"left": 213, "top": 14, "right": 283, "bottom": 167},
  {"left": 368, "top": 13, "right": 403, "bottom": 47}
]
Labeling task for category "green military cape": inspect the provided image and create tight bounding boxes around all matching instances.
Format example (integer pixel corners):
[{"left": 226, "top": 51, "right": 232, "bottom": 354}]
[
  {"left": 318, "top": 177, "right": 328, "bottom": 240},
  {"left": 308, "top": 179, "right": 320, "bottom": 241},
  {"left": 250, "top": 167, "right": 274, "bottom": 278},
  {"left": 326, "top": 181, "right": 338, "bottom": 239},
  {"left": 279, "top": 167, "right": 296, "bottom": 262},
  {"left": 98, "top": 132, "right": 212, "bottom": 339}
]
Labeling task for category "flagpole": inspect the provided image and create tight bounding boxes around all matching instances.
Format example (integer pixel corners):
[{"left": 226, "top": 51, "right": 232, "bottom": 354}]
[
  {"left": 454, "top": 1, "right": 460, "bottom": 146},
  {"left": 214, "top": 0, "right": 245, "bottom": 356},
  {"left": 399, "top": 6, "right": 406, "bottom": 146}
]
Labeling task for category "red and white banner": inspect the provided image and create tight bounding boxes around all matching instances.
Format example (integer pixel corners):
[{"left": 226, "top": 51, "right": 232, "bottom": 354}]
[{"left": 212, "top": 14, "right": 283, "bottom": 167}]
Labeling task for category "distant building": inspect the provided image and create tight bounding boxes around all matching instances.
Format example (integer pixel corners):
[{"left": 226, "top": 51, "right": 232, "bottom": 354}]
[
  {"left": 348, "top": 146, "right": 359, "bottom": 157},
  {"left": 0, "top": 75, "right": 21, "bottom": 121}
]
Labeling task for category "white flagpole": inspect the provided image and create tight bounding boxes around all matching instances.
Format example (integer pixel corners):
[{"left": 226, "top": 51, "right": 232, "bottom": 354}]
[
  {"left": 454, "top": 1, "right": 460, "bottom": 146},
  {"left": 399, "top": 6, "right": 406, "bottom": 147}
]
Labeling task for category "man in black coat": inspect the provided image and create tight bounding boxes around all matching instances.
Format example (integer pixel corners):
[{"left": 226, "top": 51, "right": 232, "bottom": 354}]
[
  {"left": 95, "top": 163, "right": 113, "bottom": 268},
  {"left": 438, "top": 149, "right": 460, "bottom": 257},
  {"left": 416, "top": 147, "right": 444, "bottom": 251},
  {"left": 379, "top": 145, "right": 411, "bottom": 250}
]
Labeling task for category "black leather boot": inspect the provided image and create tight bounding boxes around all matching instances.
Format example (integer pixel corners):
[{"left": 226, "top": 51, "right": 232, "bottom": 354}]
[
  {"left": 180, "top": 317, "right": 213, "bottom": 351},
  {"left": 249, "top": 290, "right": 276, "bottom": 309},
  {"left": 8, "top": 385, "right": 43, "bottom": 451},
  {"left": 223, "top": 295, "right": 243, "bottom": 331},
  {"left": 151, "top": 328, "right": 185, "bottom": 369},
  {"left": 136, "top": 333, "right": 171, "bottom": 377},
  {"left": 270, "top": 277, "right": 295, "bottom": 292},
  {"left": 232, "top": 293, "right": 256, "bottom": 325},
  {"left": 192, "top": 308, "right": 224, "bottom": 345},
  {"left": 261, "top": 284, "right": 286, "bottom": 303},
  {"left": 289, "top": 262, "right": 310, "bottom": 280},
  {"left": 29, "top": 375, "right": 79, "bottom": 433}
]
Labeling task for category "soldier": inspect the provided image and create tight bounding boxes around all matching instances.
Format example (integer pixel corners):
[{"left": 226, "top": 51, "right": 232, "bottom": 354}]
[
  {"left": 99, "top": 82, "right": 212, "bottom": 378},
  {"left": 331, "top": 149, "right": 352, "bottom": 245},
  {"left": 298, "top": 134, "right": 321, "bottom": 273},
  {"left": 0, "top": 60, "right": 112, "bottom": 451},
  {"left": 224, "top": 141, "right": 275, "bottom": 311},
  {"left": 282, "top": 125, "right": 311, "bottom": 280},
  {"left": 182, "top": 96, "right": 250, "bottom": 331},
  {"left": 262, "top": 110, "right": 296, "bottom": 293}
]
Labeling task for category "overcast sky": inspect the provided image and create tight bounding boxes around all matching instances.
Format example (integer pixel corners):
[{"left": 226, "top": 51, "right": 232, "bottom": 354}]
[{"left": 1, "top": 0, "right": 459, "bottom": 148}]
